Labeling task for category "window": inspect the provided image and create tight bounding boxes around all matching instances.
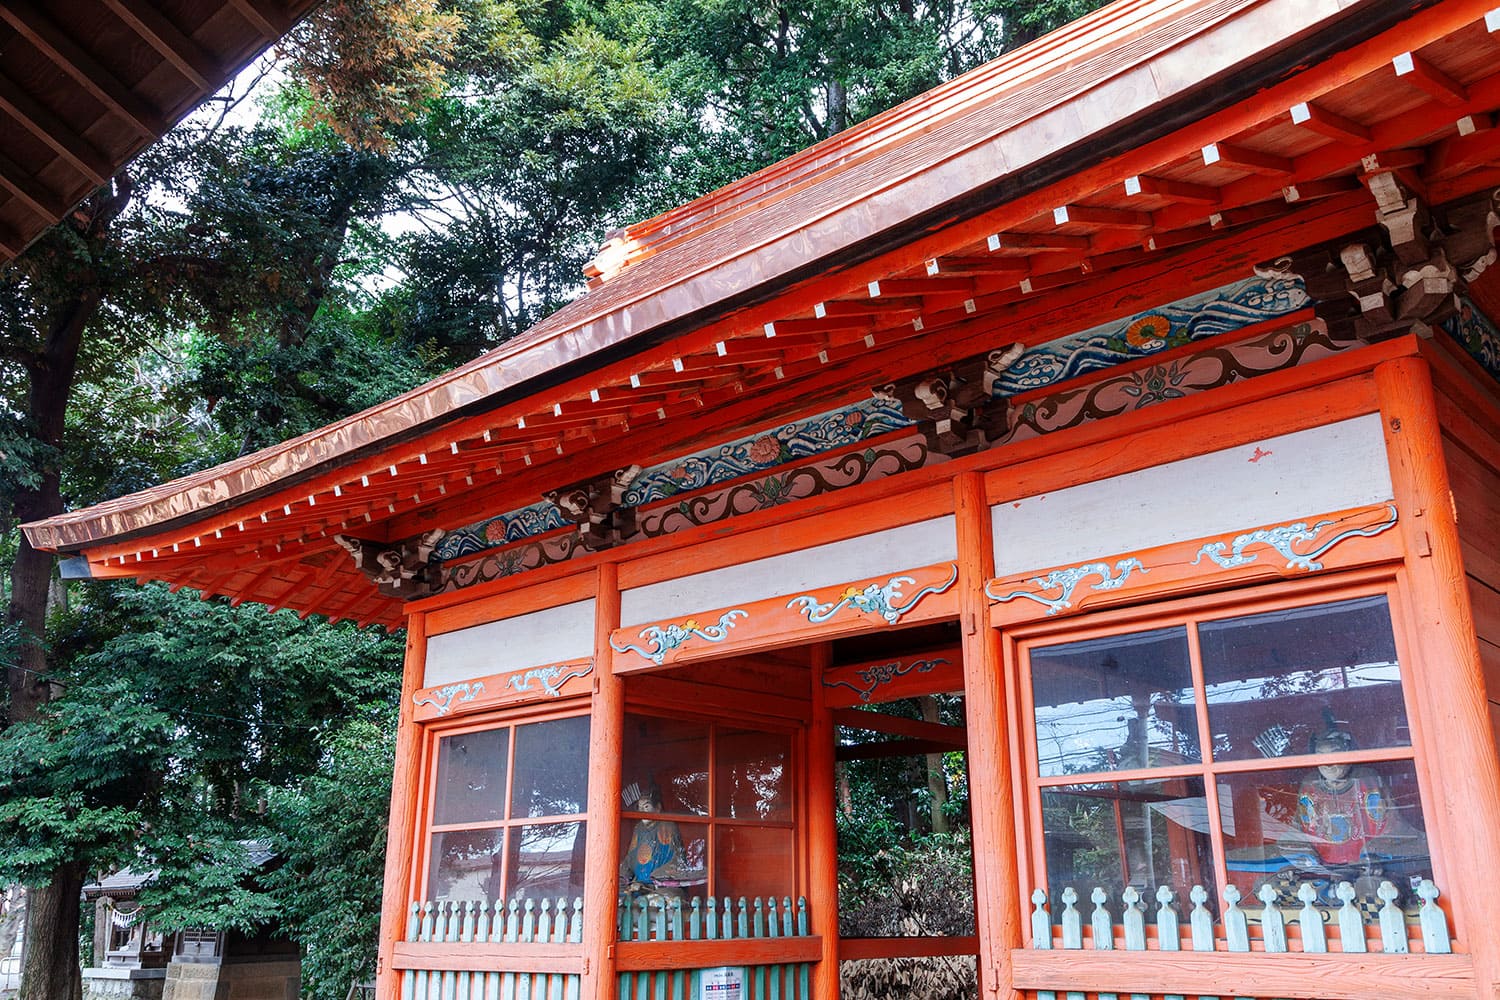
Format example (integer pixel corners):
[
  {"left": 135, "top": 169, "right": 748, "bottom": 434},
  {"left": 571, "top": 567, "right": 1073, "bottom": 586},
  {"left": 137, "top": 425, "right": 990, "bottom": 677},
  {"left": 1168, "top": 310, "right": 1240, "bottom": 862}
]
[
  {"left": 423, "top": 714, "right": 591, "bottom": 904},
  {"left": 619, "top": 714, "right": 796, "bottom": 905},
  {"left": 1021, "top": 588, "right": 1433, "bottom": 921}
]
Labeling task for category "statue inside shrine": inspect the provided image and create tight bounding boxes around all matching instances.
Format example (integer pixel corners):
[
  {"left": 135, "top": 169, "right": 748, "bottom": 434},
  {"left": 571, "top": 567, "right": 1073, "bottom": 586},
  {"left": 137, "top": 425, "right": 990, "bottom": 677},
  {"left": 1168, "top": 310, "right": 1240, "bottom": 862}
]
[{"left": 619, "top": 793, "right": 692, "bottom": 895}]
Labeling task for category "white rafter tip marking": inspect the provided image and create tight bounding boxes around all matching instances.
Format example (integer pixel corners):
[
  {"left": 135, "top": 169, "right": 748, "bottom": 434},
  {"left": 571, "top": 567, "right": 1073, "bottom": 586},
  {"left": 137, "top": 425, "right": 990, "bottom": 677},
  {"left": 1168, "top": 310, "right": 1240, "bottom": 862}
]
[
  {"left": 523, "top": 454, "right": 533, "bottom": 466},
  {"left": 763, "top": 322, "right": 776, "bottom": 337},
  {"left": 465, "top": 475, "right": 474, "bottom": 485},
  {"left": 214, "top": 529, "right": 222, "bottom": 538},
  {"left": 237, "top": 522, "right": 245, "bottom": 531},
  {"left": 656, "top": 407, "right": 667, "bottom": 418},
  {"left": 260, "top": 513, "right": 268, "bottom": 523},
  {"left": 912, "top": 317, "right": 925, "bottom": 331},
  {"left": 333, "top": 485, "right": 342, "bottom": 497},
  {"left": 716, "top": 341, "right": 727, "bottom": 356},
  {"left": 482, "top": 429, "right": 492, "bottom": 442},
  {"left": 986, "top": 233, "right": 1002, "bottom": 251},
  {"left": 1284, "top": 185, "right": 1301, "bottom": 202},
  {"left": 773, "top": 367, "right": 785, "bottom": 380},
  {"left": 1202, "top": 143, "right": 1222, "bottom": 165},
  {"left": 283, "top": 504, "right": 292, "bottom": 516},
  {"left": 818, "top": 351, "right": 830, "bottom": 364},
  {"left": 1458, "top": 115, "right": 1480, "bottom": 135},
  {"left": 1020, "top": 278, "right": 1035, "bottom": 294},
  {"left": 1209, "top": 212, "right": 1226, "bottom": 227},
  {"left": 387, "top": 504, "right": 395, "bottom": 513},
  {"left": 867, "top": 280, "right": 882, "bottom": 297},
  {"left": 1052, "top": 206, "right": 1070, "bottom": 225},
  {"left": 307, "top": 494, "right": 316, "bottom": 507},
  {"left": 672, "top": 357, "right": 684, "bottom": 372},
  {"left": 964, "top": 298, "right": 977, "bottom": 314},
  {"left": 1290, "top": 102, "right": 1312, "bottom": 124},
  {"left": 450, "top": 441, "right": 459, "bottom": 453},
  {"left": 151, "top": 549, "right": 159, "bottom": 557},
  {"left": 418, "top": 453, "right": 427, "bottom": 464},
  {"left": 194, "top": 537, "right": 201, "bottom": 547},
  {"left": 814, "top": 302, "right": 828, "bottom": 318},
  {"left": 864, "top": 334, "right": 876, "bottom": 348},
  {"left": 1488, "top": 8, "right": 1500, "bottom": 32},
  {"left": 172, "top": 543, "right": 179, "bottom": 552},
  {"left": 925, "top": 258, "right": 940, "bottom": 275},
  {"left": 553, "top": 403, "right": 563, "bottom": 416},
  {"left": 388, "top": 465, "right": 397, "bottom": 476},
  {"left": 517, "top": 417, "right": 526, "bottom": 429},
  {"left": 1124, "top": 176, "right": 1143, "bottom": 196},
  {"left": 134, "top": 552, "right": 142, "bottom": 562},
  {"left": 1392, "top": 51, "right": 1415, "bottom": 75},
  {"left": 556, "top": 444, "right": 564, "bottom": 455},
  {"left": 438, "top": 484, "right": 447, "bottom": 495},
  {"left": 364, "top": 513, "right": 372, "bottom": 522}
]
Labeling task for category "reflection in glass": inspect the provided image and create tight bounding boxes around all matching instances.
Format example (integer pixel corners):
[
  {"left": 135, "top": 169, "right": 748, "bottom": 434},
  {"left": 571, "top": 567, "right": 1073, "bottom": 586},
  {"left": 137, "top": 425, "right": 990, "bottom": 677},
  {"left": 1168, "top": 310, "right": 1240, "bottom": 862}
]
[
  {"left": 510, "top": 716, "right": 591, "bottom": 817},
  {"left": 1040, "top": 777, "right": 1215, "bottom": 915},
  {"left": 714, "top": 826, "right": 795, "bottom": 901},
  {"left": 623, "top": 715, "right": 710, "bottom": 816},
  {"left": 433, "top": 729, "right": 509, "bottom": 826},
  {"left": 1031, "top": 627, "right": 1198, "bottom": 777},
  {"left": 1200, "top": 596, "right": 1408, "bottom": 762},
  {"left": 506, "top": 821, "right": 587, "bottom": 899},
  {"left": 1220, "top": 759, "right": 1431, "bottom": 910},
  {"left": 429, "top": 828, "right": 505, "bottom": 901},
  {"left": 716, "top": 729, "right": 792, "bottom": 820}
]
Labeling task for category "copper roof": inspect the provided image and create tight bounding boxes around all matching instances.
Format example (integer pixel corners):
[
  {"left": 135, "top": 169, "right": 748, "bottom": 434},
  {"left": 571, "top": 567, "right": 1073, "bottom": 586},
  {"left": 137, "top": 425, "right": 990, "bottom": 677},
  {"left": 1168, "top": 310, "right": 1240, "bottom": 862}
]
[
  {"left": 0, "top": 0, "right": 319, "bottom": 263},
  {"left": 22, "top": 0, "right": 1500, "bottom": 626}
]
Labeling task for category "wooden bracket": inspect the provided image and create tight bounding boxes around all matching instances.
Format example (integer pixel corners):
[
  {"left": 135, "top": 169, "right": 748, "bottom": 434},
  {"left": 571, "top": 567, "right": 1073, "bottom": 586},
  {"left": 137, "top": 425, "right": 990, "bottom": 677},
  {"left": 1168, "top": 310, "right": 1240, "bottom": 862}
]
[
  {"left": 334, "top": 528, "right": 446, "bottom": 599},
  {"left": 544, "top": 465, "right": 642, "bottom": 552},
  {"left": 873, "top": 343, "right": 1022, "bottom": 458}
]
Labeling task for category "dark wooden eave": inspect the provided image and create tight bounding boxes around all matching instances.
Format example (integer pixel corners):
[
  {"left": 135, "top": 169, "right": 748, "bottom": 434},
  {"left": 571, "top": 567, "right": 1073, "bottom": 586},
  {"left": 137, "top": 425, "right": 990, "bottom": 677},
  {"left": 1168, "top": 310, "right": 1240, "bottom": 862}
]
[{"left": 0, "top": 0, "right": 318, "bottom": 262}]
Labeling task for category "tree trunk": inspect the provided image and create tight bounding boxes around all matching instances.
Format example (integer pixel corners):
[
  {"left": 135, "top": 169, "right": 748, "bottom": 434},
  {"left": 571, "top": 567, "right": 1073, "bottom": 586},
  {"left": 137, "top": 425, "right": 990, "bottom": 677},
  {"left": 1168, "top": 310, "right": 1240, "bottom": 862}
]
[
  {"left": 827, "top": 79, "right": 848, "bottom": 135},
  {"left": 18, "top": 862, "right": 86, "bottom": 1000},
  {"left": 919, "top": 696, "right": 950, "bottom": 834}
]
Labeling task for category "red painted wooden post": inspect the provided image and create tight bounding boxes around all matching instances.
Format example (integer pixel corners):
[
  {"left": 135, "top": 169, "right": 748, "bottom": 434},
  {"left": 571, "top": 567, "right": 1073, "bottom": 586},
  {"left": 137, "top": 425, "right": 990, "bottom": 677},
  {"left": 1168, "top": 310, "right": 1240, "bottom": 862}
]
[
  {"left": 954, "top": 472, "right": 1023, "bottom": 998},
  {"left": 583, "top": 562, "right": 624, "bottom": 999},
  {"left": 807, "top": 641, "right": 841, "bottom": 999},
  {"left": 376, "top": 612, "right": 428, "bottom": 1000},
  {"left": 1375, "top": 355, "right": 1500, "bottom": 997}
]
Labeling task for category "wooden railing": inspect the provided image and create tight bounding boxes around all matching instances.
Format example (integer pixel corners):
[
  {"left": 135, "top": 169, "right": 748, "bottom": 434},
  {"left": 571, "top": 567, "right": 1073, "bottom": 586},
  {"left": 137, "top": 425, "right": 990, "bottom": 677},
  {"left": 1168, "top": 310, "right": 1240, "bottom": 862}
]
[
  {"left": 617, "top": 895, "right": 819, "bottom": 1000},
  {"left": 396, "top": 897, "right": 584, "bottom": 1000},
  {"left": 1016, "top": 880, "right": 1474, "bottom": 1000}
]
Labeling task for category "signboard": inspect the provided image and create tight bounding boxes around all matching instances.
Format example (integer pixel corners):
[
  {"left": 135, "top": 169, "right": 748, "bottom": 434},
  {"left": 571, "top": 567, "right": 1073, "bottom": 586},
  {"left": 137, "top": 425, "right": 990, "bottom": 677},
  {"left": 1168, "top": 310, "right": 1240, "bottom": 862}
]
[{"left": 700, "top": 966, "right": 744, "bottom": 1000}]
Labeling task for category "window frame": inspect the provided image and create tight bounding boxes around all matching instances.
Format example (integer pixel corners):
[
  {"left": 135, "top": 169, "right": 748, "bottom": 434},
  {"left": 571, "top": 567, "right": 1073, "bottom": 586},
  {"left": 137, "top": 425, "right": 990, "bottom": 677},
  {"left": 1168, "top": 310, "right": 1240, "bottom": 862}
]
[
  {"left": 618, "top": 707, "right": 802, "bottom": 905},
  {"left": 412, "top": 701, "right": 592, "bottom": 905},
  {"left": 1002, "top": 568, "right": 1448, "bottom": 937}
]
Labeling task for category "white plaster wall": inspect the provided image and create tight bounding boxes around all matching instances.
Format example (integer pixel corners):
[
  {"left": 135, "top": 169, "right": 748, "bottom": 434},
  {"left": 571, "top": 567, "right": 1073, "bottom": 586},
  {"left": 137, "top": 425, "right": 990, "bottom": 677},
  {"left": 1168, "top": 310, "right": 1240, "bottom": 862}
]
[
  {"left": 423, "top": 598, "right": 596, "bottom": 687},
  {"left": 992, "top": 414, "right": 1393, "bottom": 575},
  {"left": 620, "top": 515, "right": 958, "bottom": 626}
]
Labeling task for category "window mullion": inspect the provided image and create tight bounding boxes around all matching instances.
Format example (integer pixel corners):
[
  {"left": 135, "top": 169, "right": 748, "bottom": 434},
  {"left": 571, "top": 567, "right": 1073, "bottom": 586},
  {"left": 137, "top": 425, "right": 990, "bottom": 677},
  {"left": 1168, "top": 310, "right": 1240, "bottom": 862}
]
[
  {"left": 499, "top": 722, "right": 519, "bottom": 900},
  {"left": 1186, "top": 619, "right": 1230, "bottom": 909}
]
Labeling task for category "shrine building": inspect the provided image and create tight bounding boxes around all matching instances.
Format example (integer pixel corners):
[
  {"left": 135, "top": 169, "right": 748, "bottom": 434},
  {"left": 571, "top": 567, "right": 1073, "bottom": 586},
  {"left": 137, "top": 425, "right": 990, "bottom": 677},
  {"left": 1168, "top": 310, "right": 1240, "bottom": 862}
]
[{"left": 23, "top": 0, "right": 1500, "bottom": 997}]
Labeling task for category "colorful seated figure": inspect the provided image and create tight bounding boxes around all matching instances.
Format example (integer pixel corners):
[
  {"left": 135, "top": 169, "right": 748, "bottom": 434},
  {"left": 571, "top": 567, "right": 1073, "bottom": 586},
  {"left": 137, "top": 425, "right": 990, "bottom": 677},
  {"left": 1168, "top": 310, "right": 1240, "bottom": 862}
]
[
  {"left": 1295, "top": 723, "right": 1389, "bottom": 872},
  {"left": 619, "top": 794, "right": 688, "bottom": 894}
]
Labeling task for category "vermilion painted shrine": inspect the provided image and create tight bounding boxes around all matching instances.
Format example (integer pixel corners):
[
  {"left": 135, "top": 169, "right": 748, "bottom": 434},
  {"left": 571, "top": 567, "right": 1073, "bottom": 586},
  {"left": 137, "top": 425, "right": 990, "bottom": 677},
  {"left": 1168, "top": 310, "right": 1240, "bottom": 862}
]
[{"left": 24, "top": 0, "right": 1500, "bottom": 997}]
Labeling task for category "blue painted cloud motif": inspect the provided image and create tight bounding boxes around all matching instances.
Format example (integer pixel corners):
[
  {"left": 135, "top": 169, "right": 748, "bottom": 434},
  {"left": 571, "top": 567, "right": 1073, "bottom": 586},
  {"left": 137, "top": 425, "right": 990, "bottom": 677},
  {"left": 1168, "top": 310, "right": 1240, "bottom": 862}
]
[{"left": 1444, "top": 294, "right": 1500, "bottom": 382}]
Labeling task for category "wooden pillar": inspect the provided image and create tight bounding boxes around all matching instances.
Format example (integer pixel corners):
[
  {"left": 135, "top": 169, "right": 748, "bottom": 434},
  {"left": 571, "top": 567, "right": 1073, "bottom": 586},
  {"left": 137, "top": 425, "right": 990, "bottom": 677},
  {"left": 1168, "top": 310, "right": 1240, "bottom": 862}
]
[
  {"left": 376, "top": 612, "right": 428, "bottom": 1000},
  {"left": 954, "top": 472, "right": 1023, "bottom": 998},
  {"left": 807, "top": 642, "right": 841, "bottom": 1000},
  {"left": 583, "top": 562, "right": 625, "bottom": 1000},
  {"left": 1375, "top": 356, "right": 1500, "bottom": 997}
]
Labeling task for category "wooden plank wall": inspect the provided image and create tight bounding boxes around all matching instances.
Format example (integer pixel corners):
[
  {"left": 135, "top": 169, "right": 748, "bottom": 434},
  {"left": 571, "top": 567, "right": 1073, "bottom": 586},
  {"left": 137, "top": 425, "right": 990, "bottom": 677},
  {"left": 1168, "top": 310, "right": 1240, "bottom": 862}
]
[{"left": 1440, "top": 421, "right": 1500, "bottom": 753}]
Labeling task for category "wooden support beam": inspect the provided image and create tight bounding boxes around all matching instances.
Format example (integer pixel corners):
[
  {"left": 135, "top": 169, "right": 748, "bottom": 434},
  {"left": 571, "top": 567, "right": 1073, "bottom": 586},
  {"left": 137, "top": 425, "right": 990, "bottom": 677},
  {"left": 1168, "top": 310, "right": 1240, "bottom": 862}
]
[
  {"left": 835, "top": 737, "right": 961, "bottom": 761},
  {"left": 0, "top": 70, "right": 111, "bottom": 184},
  {"left": 763, "top": 315, "right": 874, "bottom": 336},
  {"left": 1289, "top": 101, "right": 1372, "bottom": 144},
  {"left": 926, "top": 256, "right": 1030, "bottom": 276},
  {"left": 1283, "top": 176, "right": 1364, "bottom": 202},
  {"left": 831, "top": 707, "right": 966, "bottom": 746},
  {"left": 868, "top": 276, "right": 977, "bottom": 297},
  {"left": 1145, "top": 224, "right": 1215, "bottom": 251},
  {"left": 987, "top": 232, "right": 1090, "bottom": 252},
  {"left": 229, "top": 0, "right": 291, "bottom": 40},
  {"left": 815, "top": 296, "right": 921, "bottom": 318},
  {"left": 1052, "top": 204, "right": 1153, "bottom": 228},
  {"left": 1210, "top": 199, "right": 1295, "bottom": 229},
  {"left": 1202, "top": 141, "right": 1294, "bottom": 175},
  {"left": 0, "top": 149, "right": 65, "bottom": 220},
  {"left": 1123, "top": 175, "right": 1220, "bottom": 205},
  {"left": 0, "top": 2, "right": 165, "bottom": 138},
  {"left": 103, "top": 0, "right": 218, "bottom": 91},
  {"left": 1392, "top": 51, "right": 1468, "bottom": 106},
  {"left": 1427, "top": 126, "right": 1500, "bottom": 179}
]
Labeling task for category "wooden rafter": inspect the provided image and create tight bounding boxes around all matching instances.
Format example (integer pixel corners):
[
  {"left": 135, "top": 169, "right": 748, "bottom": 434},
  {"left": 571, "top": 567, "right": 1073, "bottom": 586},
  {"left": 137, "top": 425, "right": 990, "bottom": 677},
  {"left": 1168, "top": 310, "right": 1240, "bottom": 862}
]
[
  {"left": 0, "top": 69, "right": 111, "bottom": 185},
  {"left": 103, "top": 0, "right": 219, "bottom": 92}
]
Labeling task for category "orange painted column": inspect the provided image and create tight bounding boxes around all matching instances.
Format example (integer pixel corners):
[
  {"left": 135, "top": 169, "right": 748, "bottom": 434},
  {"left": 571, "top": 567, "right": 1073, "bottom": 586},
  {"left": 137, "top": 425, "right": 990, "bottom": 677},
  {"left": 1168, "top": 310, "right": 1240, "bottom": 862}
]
[
  {"left": 583, "top": 563, "right": 625, "bottom": 1000},
  {"left": 807, "top": 642, "right": 841, "bottom": 1000},
  {"left": 954, "top": 472, "right": 1023, "bottom": 999},
  {"left": 1375, "top": 356, "right": 1500, "bottom": 996},
  {"left": 376, "top": 612, "right": 428, "bottom": 1000}
]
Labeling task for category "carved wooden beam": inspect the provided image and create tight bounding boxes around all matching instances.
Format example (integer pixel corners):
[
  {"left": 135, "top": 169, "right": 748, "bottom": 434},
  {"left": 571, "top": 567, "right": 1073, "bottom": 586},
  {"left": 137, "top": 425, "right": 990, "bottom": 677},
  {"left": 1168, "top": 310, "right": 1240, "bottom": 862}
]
[
  {"left": 873, "top": 343, "right": 1022, "bottom": 458},
  {"left": 544, "top": 465, "right": 643, "bottom": 551},
  {"left": 334, "top": 528, "right": 446, "bottom": 599}
]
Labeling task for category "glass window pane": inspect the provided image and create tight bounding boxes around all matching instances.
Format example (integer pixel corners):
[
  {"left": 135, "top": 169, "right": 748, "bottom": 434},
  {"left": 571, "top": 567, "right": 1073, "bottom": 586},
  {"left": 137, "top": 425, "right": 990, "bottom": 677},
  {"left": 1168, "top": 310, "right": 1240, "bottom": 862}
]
[
  {"left": 623, "top": 715, "right": 710, "bottom": 816},
  {"left": 715, "top": 729, "right": 793, "bottom": 821},
  {"left": 511, "top": 716, "right": 591, "bottom": 818},
  {"left": 1200, "top": 596, "right": 1409, "bottom": 762},
  {"left": 1220, "top": 759, "right": 1431, "bottom": 910},
  {"left": 433, "top": 729, "right": 509, "bottom": 826},
  {"left": 506, "top": 821, "right": 587, "bottom": 900},
  {"left": 618, "top": 818, "right": 708, "bottom": 898},
  {"left": 1030, "top": 627, "right": 1199, "bottom": 777},
  {"left": 714, "top": 826, "right": 795, "bottom": 901},
  {"left": 428, "top": 829, "right": 505, "bottom": 902},
  {"left": 1041, "top": 777, "right": 1216, "bottom": 916}
]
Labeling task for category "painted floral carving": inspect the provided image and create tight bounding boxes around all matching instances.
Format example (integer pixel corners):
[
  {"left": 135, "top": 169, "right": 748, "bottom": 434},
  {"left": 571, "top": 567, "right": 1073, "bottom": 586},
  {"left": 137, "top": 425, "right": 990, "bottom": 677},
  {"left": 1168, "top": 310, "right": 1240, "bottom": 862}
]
[
  {"left": 986, "top": 558, "right": 1147, "bottom": 615},
  {"left": 1120, "top": 361, "right": 1189, "bottom": 406},
  {"left": 823, "top": 657, "right": 949, "bottom": 703},
  {"left": 787, "top": 565, "right": 959, "bottom": 625},
  {"left": 1443, "top": 295, "right": 1500, "bottom": 383},
  {"left": 506, "top": 662, "right": 594, "bottom": 698},
  {"left": 1193, "top": 505, "right": 1399, "bottom": 572},
  {"left": 412, "top": 681, "right": 485, "bottom": 716},
  {"left": 1120, "top": 314, "right": 1175, "bottom": 351},
  {"left": 610, "top": 610, "right": 749, "bottom": 665}
]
